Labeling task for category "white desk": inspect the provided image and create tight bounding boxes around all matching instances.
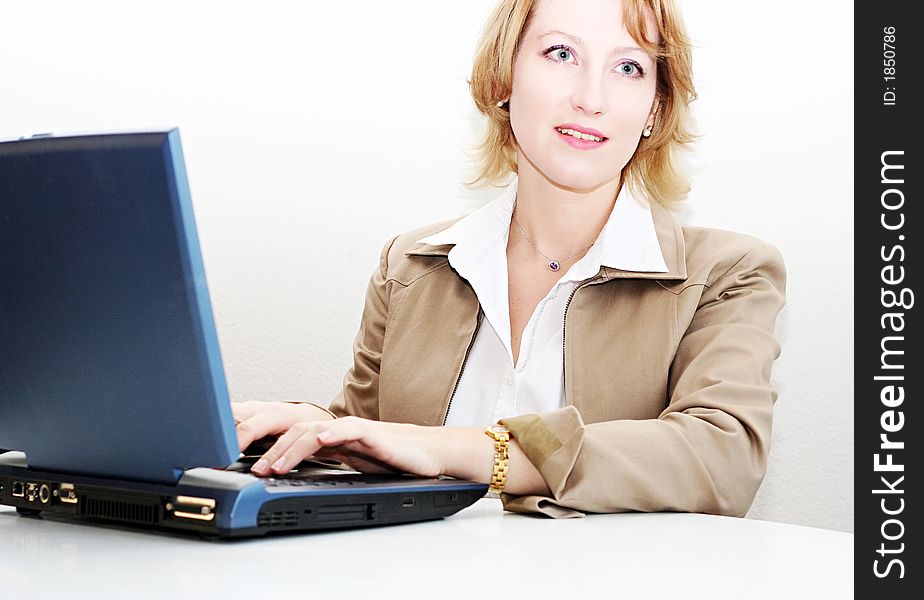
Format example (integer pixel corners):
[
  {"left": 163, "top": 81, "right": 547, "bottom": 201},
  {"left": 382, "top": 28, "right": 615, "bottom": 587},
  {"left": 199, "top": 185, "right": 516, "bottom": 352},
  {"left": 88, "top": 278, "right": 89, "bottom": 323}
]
[{"left": 1, "top": 499, "right": 852, "bottom": 599}]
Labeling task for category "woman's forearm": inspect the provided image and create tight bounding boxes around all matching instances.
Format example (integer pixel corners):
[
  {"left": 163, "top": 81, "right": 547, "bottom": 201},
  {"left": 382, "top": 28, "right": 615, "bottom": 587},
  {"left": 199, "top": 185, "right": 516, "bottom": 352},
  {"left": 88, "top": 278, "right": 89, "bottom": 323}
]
[{"left": 439, "top": 427, "right": 551, "bottom": 496}]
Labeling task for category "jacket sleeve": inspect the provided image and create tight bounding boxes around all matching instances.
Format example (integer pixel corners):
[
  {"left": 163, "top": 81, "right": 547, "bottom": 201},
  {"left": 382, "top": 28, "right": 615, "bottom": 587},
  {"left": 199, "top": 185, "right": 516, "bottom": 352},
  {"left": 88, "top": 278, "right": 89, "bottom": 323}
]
[
  {"left": 327, "top": 236, "right": 399, "bottom": 420},
  {"left": 499, "top": 242, "right": 787, "bottom": 518}
]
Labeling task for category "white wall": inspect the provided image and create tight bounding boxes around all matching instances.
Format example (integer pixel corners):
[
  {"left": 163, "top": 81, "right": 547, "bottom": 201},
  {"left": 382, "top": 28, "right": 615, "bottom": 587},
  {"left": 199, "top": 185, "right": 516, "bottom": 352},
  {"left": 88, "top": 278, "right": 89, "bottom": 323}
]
[{"left": 0, "top": 1, "right": 853, "bottom": 532}]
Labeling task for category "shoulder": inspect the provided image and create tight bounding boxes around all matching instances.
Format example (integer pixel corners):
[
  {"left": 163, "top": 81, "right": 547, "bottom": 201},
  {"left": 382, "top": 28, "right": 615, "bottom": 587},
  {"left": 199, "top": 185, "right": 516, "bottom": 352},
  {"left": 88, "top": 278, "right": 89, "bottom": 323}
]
[
  {"left": 388, "top": 217, "right": 462, "bottom": 256},
  {"left": 374, "top": 217, "right": 463, "bottom": 285},
  {"left": 678, "top": 225, "right": 786, "bottom": 290}
]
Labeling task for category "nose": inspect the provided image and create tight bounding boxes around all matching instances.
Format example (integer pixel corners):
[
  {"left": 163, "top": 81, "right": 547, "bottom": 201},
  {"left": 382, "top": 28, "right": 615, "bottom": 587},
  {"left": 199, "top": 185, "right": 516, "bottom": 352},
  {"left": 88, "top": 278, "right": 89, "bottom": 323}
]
[{"left": 571, "top": 70, "right": 607, "bottom": 116}]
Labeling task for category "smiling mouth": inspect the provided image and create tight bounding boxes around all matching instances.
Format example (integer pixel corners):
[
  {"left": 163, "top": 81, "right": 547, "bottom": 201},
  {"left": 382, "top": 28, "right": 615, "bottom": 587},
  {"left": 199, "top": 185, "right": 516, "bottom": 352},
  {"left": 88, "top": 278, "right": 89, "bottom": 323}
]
[{"left": 555, "top": 127, "right": 607, "bottom": 142}]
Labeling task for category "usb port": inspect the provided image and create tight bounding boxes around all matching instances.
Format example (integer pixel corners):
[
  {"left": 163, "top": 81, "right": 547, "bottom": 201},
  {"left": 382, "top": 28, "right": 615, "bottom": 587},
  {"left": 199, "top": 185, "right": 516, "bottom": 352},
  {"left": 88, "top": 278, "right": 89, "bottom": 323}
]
[
  {"left": 57, "top": 483, "right": 78, "bottom": 505},
  {"left": 402, "top": 498, "right": 415, "bottom": 508},
  {"left": 12, "top": 481, "right": 25, "bottom": 498}
]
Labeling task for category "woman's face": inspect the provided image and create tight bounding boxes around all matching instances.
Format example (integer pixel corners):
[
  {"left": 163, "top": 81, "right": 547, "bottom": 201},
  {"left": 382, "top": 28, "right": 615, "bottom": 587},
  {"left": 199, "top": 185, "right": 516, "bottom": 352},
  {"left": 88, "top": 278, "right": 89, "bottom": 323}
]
[{"left": 509, "top": 0, "right": 659, "bottom": 193}]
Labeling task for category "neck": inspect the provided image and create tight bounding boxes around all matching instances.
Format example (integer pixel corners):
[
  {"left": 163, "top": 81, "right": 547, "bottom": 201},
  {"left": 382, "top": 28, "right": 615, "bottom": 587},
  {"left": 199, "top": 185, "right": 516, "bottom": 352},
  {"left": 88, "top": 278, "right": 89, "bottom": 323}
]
[{"left": 511, "top": 163, "right": 621, "bottom": 258}]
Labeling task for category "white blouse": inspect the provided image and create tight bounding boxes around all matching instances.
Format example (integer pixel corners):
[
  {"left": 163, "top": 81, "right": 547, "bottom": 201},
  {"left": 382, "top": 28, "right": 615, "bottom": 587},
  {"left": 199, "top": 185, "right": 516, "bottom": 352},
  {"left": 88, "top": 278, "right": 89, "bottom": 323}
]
[{"left": 416, "top": 176, "right": 669, "bottom": 427}]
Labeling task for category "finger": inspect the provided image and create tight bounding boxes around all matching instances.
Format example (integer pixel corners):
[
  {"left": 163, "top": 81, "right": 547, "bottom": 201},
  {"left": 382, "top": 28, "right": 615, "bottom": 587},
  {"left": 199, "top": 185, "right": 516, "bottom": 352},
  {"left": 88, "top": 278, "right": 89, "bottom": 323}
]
[
  {"left": 251, "top": 422, "right": 322, "bottom": 476},
  {"left": 235, "top": 419, "right": 271, "bottom": 453},
  {"left": 314, "top": 417, "right": 370, "bottom": 448},
  {"left": 263, "top": 419, "right": 369, "bottom": 475},
  {"left": 268, "top": 428, "right": 346, "bottom": 475},
  {"left": 235, "top": 408, "right": 294, "bottom": 452}
]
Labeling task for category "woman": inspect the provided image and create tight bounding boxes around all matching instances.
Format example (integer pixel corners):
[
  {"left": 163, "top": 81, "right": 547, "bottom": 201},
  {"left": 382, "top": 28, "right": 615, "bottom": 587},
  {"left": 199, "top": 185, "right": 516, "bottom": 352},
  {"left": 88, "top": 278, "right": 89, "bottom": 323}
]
[{"left": 233, "top": 0, "right": 786, "bottom": 518}]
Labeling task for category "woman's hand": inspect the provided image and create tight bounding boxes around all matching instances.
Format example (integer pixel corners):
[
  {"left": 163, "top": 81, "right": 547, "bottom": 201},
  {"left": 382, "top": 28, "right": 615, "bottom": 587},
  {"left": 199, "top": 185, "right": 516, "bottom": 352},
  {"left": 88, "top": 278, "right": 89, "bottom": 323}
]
[
  {"left": 232, "top": 401, "right": 334, "bottom": 454},
  {"left": 235, "top": 408, "right": 552, "bottom": 496},
  {"left": 248, "top": 416, "right": 447, "bottom": 477}
]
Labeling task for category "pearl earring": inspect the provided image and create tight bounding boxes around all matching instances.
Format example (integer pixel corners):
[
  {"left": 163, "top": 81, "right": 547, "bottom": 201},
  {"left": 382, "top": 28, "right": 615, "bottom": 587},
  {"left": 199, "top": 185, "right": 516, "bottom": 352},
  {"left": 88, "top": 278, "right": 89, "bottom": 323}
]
[
  {"left": 496, "top": 98, "right": 509, "bottom": 109},
  {"left": 642, "top": 126, "right": 653, "bottom": 138}
]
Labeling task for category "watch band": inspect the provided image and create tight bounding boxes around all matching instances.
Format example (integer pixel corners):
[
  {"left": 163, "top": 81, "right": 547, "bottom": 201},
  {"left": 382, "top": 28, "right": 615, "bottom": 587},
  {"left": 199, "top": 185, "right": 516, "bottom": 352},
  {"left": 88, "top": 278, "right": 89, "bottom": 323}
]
[{"left": 484, "top": 425, "right": 511, "bottom": 494}]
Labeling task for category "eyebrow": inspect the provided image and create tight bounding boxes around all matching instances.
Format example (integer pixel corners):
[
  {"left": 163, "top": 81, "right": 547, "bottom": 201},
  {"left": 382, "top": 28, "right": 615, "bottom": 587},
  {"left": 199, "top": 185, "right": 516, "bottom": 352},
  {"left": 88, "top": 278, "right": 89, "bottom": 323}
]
[{"left": 538, "top": 30, "right": 645, "bottom": 55}]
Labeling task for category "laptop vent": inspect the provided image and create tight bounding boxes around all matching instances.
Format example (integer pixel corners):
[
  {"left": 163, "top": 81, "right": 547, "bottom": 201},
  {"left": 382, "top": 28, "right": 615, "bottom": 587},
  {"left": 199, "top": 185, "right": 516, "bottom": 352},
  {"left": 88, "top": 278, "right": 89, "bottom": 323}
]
[
  {"left": 80, "top": 497, "right": 158, "bottom": 525},
  {"left": 258, "top": 510, "right": 299, "bottom": 528}
]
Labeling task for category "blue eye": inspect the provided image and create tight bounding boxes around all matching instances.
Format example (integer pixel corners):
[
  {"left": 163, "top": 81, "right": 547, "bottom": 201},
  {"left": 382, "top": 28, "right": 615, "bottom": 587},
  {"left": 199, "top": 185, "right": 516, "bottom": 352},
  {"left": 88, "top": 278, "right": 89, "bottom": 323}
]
[
  {"left": 616, "top": 61, "right": 644, "bottom": 78},
  {"left": 543, "top": 45, "right": 574, "bottom": 64}
]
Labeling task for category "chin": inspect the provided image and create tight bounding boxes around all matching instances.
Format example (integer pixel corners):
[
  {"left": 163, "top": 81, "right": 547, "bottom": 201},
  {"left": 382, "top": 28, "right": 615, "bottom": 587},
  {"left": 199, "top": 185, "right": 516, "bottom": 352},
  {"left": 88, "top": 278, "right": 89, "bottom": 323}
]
[
  {"left": 518, "top": 142, "right": 624, "bottom": 194},
  {"left": 539, "top": 164, "right": 616, "bottom": 194}
]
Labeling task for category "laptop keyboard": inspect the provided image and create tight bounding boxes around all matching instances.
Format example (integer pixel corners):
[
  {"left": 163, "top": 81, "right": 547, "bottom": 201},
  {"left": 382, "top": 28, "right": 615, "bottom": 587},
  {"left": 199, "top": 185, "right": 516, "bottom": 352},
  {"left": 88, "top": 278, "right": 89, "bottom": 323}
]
[
  {"left": 261, "top": 475, "right": 370, "bottom": 488},
  {"left": 226, "top": 457, "right": 395, "bottom": 489}
]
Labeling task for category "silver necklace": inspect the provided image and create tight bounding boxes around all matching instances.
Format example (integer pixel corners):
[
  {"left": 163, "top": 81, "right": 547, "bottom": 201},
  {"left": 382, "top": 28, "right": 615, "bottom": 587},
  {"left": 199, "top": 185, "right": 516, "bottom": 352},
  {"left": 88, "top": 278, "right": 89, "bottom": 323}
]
[{"left": 512, "top": 212, "right": 594, "bottom": 272}]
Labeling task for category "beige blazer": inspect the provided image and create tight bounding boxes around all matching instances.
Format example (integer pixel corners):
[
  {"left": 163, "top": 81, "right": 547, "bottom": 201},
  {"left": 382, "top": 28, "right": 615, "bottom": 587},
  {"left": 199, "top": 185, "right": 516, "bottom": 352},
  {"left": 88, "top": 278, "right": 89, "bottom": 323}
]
[{"left": 328, "top": 200, "right": 787, "bottom": 518}]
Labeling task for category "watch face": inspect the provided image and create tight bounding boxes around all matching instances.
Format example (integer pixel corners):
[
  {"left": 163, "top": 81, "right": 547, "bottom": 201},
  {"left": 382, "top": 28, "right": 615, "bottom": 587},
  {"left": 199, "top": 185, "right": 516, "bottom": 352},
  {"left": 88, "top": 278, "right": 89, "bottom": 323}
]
[{"left": 491, "top": 425, "right": 509, "bottom": 434}]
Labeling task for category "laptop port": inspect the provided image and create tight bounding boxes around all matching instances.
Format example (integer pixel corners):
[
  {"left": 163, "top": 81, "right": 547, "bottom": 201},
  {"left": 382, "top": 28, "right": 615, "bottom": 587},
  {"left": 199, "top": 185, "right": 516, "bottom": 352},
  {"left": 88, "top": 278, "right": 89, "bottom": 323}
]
[
  {"left": 39, "top": 484, "right": 51, "bottom": 504},
  {"left": 166, "top": 495, "right": 216, "bottom": 522},
  {"left": 12, "top": 481, "right": 25, "bottom": 498},
  {"left": 56, "top": 483, "right": 78, "bottom": 505},
  {"left": 25, "top": 482, "right": 39, "bottom": 502},
  {"left": 402, "top": 498, "right": 415, "bottom": 508}
]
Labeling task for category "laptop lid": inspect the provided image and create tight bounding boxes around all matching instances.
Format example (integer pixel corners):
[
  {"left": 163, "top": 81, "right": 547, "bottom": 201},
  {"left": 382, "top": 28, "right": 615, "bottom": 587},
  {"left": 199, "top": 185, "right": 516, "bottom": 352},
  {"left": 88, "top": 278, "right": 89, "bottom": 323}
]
[{"left": 0, "top": 130, "right": 239, "bottom": 483}]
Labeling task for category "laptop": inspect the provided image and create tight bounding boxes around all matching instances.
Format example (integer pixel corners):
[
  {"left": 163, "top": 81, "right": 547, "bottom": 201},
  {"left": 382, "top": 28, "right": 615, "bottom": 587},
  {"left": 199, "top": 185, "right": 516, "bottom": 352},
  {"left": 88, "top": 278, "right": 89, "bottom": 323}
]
[{"left": 0, "top": 129, "right": 487, "bottom": 538}]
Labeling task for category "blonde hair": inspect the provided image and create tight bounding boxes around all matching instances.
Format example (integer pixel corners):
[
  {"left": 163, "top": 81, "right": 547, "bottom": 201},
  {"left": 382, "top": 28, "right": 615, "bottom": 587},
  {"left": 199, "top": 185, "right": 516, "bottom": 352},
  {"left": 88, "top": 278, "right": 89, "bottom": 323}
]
[{"left": 465, "top": 0, "right": 697, "bottom": 206}]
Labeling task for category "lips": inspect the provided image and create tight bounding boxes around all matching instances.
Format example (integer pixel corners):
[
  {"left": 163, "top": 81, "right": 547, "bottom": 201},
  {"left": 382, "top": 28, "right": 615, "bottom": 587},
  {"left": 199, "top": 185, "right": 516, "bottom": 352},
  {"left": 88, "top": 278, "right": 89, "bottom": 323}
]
[
  {"left": 554, "top": 123, "right": 609, "bottom": 150},
  {"left": 555, "top": 123, "right": 608, "bottom": 141}
]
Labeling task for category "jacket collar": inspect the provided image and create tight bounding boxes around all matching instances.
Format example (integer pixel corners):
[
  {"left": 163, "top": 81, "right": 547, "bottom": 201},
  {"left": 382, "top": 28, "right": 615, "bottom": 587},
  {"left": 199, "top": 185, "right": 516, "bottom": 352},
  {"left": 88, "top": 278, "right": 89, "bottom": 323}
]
[
  {"left": 406, "top": 177, "right": 688, "bottom": 282},
  {"left": 600, "top": 200, "right": 688, "bottom": 281}
]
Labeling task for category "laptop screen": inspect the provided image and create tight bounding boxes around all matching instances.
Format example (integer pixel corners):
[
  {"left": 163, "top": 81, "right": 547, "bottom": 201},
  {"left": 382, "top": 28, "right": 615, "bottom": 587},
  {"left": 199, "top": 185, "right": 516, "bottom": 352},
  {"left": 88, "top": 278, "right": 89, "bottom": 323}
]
[{"left": 0, "top": 130, "right": 239, "bottom": 483}]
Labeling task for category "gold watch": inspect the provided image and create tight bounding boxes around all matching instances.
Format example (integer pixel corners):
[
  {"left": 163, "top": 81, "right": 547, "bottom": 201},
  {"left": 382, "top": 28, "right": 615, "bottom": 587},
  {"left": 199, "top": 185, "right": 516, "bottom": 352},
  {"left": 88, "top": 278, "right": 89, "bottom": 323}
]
[{"left": 484, "top": 424, "right": 511, "bottom": 494}]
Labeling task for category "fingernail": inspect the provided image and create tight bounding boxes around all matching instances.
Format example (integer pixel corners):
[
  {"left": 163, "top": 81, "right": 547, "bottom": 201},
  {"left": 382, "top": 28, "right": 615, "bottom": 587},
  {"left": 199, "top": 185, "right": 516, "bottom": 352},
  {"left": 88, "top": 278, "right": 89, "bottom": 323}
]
[
  {"left": 317, "top": 431, "right": 331, "bottom": 441},
  {"left": 252, "top": 459, "right": 268, "bottom": 473},
  {"left": 271, "top": 457, "right": 287, "bottom": 471}
]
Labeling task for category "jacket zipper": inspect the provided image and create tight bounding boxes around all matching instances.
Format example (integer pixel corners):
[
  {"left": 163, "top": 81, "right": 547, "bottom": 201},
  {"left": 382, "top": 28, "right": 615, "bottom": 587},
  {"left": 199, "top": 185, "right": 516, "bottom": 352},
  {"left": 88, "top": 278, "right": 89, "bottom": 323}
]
[
  {"left": 562, "top": 276, "right": 604, "bottom": 405},
  {"left": 442, "top": 273, "right": 599, "bottom": 423},
  {"left": 442, "top": 309, "right": 484, "bottom": 425}
]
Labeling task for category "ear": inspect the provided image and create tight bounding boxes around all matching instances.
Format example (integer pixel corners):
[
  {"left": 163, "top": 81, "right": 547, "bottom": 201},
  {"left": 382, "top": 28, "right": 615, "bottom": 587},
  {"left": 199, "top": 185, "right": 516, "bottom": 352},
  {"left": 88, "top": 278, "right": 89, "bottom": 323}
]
[{"left": 645, "top": 99, "right": 661, "bottom": 129}]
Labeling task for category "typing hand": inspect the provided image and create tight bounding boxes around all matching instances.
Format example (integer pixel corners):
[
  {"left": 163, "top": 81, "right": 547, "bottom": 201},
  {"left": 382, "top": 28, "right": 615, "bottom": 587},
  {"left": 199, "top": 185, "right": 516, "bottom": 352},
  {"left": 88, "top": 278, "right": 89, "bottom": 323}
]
[
  {"left": 231, "top": 401, "right": 333, "bottom": 455},
  {"left": 246, "top": 416, "right": 446, "bottom": 479}
]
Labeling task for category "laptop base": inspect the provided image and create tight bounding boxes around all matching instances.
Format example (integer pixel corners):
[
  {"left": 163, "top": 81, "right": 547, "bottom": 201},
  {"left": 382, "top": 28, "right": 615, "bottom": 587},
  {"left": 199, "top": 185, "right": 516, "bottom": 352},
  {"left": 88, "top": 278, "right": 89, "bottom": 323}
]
[{"left": 0, "top": 454, "right": 486, "bottom": 539}]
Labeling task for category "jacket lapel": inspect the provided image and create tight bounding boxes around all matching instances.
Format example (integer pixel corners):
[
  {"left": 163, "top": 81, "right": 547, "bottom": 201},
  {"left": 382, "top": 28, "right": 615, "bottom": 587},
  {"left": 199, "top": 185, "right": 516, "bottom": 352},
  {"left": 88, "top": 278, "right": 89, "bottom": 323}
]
[{"left": 377, "top": 255, "right": 481, "bottom": 426}]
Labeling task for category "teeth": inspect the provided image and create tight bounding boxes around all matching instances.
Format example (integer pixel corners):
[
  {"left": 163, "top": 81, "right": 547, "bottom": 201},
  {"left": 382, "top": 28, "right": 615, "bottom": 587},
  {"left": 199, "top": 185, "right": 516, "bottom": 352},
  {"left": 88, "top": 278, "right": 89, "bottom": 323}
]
[{"left": 557, "top": 128, "right": 604, "bottom": 142}]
